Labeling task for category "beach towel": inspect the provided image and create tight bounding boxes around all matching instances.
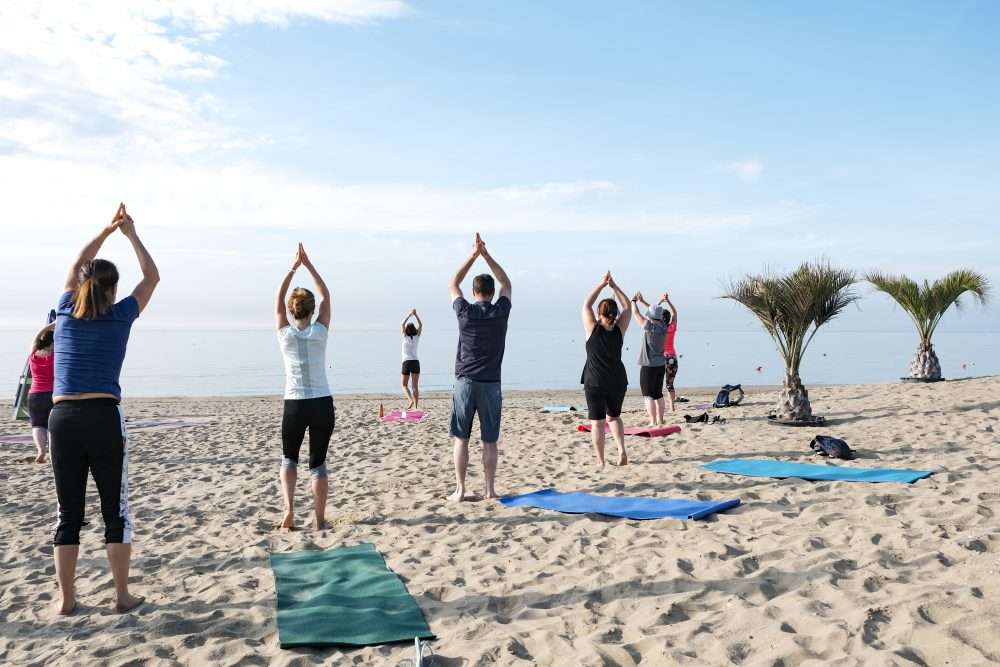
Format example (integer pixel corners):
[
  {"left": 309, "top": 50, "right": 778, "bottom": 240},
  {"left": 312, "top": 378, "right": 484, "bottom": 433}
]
[
  {"left": 541, "top": 405, "right": 586, "bottom": 413},
  {"left": 271, "top": 543, "right": 434, "bottom": 648},
  {"left": 577, "top": 423, "right": 681, "bottom": 438},
  {"left": 500, "top": 488, "right": 740, "bottom": 520},
  {"left": 0, "top": 434, "right": 34, "bottom": 445},
  {"left": 382, "top": 409, "right": 429, "bottom": 423},
  {"left": 701, "top": 459, "right": 933, "bottom": 484}
]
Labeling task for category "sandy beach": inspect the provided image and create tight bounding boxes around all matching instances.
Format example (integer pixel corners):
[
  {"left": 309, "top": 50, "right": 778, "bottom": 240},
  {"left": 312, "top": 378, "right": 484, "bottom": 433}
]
[{"left": 2, "top": 378, "right": 999, "bottom": 666}]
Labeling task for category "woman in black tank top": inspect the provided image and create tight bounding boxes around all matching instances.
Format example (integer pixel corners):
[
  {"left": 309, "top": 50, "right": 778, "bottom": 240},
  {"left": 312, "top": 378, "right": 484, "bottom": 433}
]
[{"left": 581, "top": 272, "right": 633, "bottom": 467}]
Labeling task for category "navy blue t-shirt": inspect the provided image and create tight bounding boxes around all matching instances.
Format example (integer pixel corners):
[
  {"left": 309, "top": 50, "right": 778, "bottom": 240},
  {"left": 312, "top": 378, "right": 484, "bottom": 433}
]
[
  {"left": 54, "top": 290, "right": 140, "bottom": 399},
  {"left": 453, "top": 296, "right": 511, "bottom": 383}
]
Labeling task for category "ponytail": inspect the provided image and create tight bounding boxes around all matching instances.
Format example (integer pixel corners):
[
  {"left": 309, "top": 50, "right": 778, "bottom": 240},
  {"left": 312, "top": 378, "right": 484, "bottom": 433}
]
[{"left": 72, "top": 259, "right": 119, "bottom": 320}]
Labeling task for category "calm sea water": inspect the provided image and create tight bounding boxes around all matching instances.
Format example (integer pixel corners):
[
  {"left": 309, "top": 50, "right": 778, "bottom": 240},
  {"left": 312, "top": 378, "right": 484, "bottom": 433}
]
[{"left": 2, "top": 327, "right": 996, "bottom": 398}]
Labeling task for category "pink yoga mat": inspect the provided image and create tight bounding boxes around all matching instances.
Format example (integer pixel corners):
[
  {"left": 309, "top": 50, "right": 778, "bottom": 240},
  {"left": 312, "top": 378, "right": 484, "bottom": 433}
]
[
  {"left": 577, "top": 423, "right": 681, "bottom": 438},
  {"left": 382, "top": 410, "right": 429, "bottom": 423}
]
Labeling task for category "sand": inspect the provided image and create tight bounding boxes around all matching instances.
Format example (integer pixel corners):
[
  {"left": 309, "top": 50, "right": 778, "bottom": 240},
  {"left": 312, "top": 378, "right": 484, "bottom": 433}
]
[{"left": 1, "top": 378, "right": 999, "bottom": 666}]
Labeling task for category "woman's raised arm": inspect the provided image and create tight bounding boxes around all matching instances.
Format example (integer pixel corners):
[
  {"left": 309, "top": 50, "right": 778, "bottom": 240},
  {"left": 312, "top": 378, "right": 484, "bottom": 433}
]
[
  {"left": 299, "top": 244, "right": 330, "bottom": 328},
  {"left": 276, "top": 247, "right": 301, "bottom": 330},
  {"left": 64, "top": 203, "right": 123, "bottom": 292},
  {"left": 117, "top": 207, "right": 160, "bottom": 313}
]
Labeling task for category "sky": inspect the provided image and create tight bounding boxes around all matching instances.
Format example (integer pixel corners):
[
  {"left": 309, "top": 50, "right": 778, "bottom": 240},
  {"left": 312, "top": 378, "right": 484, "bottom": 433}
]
[{"left": 1, "top": 1, "right": 997, "bottom": 334}]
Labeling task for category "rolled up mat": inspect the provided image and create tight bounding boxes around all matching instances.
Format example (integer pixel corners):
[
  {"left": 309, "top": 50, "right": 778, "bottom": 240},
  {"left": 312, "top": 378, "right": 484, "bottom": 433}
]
[
  {"left": 500, "top": 488, "right": 740, "bottom": 520},
  {"left": 382, "top": 409, "right": 429, "bottom": 423},
  {"left": 541, "top": 405, "right": 586, "bottom": 413},
  {"left": 271, "top": 543, "right": 434, "bottom": 648},
  {"left": 577, "top": 423, "right": 681, "bottom": 438},
  {"left": 701, "top": 459, "right": 934, "bottom": 484},
  {"left": 0, "top": 434, "right": 34, "bottom": 444}
]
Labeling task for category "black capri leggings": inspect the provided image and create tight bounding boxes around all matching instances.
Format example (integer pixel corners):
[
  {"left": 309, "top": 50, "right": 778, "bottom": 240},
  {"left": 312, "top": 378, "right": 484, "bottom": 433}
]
[
  {"left": 281, "top": 396, "right": 335, "bottom": 473},
  {"left": 49, "top": 398, "right": 132, "bottom": 546}
]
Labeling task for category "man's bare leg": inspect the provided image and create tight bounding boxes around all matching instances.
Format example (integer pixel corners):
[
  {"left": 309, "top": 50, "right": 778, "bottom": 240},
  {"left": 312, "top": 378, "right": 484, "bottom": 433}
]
[
  {"left": 449, "top": 437, "right": 469, "bottom": 502},
  {"left": 482, "top": 441, "right": 498, "bottom": 499},
  {"left": 278, "top": 464, "right": 296, "bottom": 529},
  {"left": 312, "top": 477, "right": 328, "bottom": 528},
  {"left": 608, "top": 417, "right": 627, "bottom": 466},
  {"left": 655, "top": 397, "right": 666, "bottom": 424},
  {"left": 644, "top": 398, "right": 656, "bottom": 427},
  {"left": 590, "top": 421, "right": 606, "bottom": 468},
  {"left": 108, "top": 543, "right": 143, "bottom": 613},
  {"left": 53, "top": 545, "right": 78, "bottom": 615}
]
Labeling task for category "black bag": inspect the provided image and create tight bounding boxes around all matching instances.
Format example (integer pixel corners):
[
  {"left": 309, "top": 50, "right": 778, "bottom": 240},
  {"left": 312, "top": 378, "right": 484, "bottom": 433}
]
[
  {"left": 810, "top": 435, "right": 854, "bottom": 460},
  {"left": 713, "top": 384, "right": 744, "bottom": 408}
]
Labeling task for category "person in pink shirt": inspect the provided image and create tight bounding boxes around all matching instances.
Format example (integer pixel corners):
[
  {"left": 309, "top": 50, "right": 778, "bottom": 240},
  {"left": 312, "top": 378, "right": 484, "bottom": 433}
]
[
  {"left": 28, "top": 323, "right": 56, "bottom": 463},
  {"left": 658, "top": 293, "right": 680, "bottom": 412}
]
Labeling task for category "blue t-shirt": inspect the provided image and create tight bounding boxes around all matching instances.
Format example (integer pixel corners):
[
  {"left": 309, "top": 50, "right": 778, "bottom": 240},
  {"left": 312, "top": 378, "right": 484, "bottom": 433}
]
[
  {"left": 453, "top": 296, "right": 511, "bottom": 383},
  {"left": 54, "top": 291, "right": 140, "bottom": 399}
]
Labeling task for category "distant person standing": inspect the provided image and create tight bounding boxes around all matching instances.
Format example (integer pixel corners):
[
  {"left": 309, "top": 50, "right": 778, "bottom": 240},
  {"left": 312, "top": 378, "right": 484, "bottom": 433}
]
[
  {"left": 275, "top": 243, "right": 333, "bottom": 530},
  {"left": 658, "top": 293, "right": 680, "bottom": 411},
  {"left": 581, "top": 272, "right": 632, "bottom": 467},
  {"left": 50, "top": 202, "right": 158, "bottom": 616},
  {"left": 447, "top": 233, "right": 512, "bottom": 502},
  {"left": 27, "top": 322, "right": 56, "bottom": 463},
  {"left": 630, "top": 292, "right": 669, "bottom": 426},
  {"left": 400, "top": 309, "right": 423, "bottom": 409}
]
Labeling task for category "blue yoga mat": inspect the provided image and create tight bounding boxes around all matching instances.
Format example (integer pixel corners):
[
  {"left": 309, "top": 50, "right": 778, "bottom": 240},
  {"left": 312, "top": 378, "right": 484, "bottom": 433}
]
[
  {"left": 541, "top": 405, "right": 585, "bottom": 413},
  {"left": 499, "top": 488, "right": 740, "bottom": 520},
  {"left": 701, "top": 459, "right": 934, "bottom": 484}
]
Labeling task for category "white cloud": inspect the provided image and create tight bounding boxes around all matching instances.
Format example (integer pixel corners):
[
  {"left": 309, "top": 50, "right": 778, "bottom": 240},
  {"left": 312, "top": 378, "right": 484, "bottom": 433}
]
[
  {"left": 0, "top": 1, "right": 410, "bottom": 159},
  {"left": 720, "top": 158, "right": 764, "bottom": 181}
]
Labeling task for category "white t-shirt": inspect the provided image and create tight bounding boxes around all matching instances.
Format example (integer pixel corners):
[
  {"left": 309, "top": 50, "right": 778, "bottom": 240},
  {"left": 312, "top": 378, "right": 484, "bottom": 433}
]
[
  {"left": 402, "top": 334, "right": 420, "bottom": 361},
  {"left": 278, "top": 322, "right": 331, "bottom": 400}
]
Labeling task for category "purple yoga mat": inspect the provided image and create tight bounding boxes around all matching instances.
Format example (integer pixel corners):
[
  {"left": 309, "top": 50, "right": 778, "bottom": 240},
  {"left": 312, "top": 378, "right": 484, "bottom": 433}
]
[{"left": 0, "top": 434, "right": 34, "bottom": 444}]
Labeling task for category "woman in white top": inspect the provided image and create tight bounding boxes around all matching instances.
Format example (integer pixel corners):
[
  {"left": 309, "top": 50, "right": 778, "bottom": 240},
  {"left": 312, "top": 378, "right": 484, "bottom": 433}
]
[
  {"left": 400, "top": 308, "right": 423, "bottom": 409},
  {"left": 275, "top": 243, "right": 333, "bottom": 530}
]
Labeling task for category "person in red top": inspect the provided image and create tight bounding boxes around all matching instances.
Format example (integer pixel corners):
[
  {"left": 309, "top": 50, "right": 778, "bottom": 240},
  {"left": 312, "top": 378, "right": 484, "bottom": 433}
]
[
  {"left": 28, "top": 323, "right": 56, "bottom": 463},
  {"left": 658, "top": 293, "right": 680, "bottom": 411}
]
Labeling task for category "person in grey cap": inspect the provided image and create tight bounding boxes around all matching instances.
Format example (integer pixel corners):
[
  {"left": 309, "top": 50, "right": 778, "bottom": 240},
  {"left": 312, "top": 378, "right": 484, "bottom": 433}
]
[{"left": 630, "top": 292, "right": 670, "bottom": 425}]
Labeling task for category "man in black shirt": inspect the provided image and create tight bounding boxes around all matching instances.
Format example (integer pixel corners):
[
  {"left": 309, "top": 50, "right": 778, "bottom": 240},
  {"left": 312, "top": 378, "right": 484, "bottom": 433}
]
[{"left": 447, "top": 233, "right": 512, "bottom": 501}]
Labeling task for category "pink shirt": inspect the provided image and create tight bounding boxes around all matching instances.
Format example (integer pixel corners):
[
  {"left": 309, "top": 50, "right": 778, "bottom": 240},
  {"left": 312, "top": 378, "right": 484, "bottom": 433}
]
[
  {"left": 662, "top": 322, "right": 678, "bottom": 357},
  {"left": 29, "top": 352, "right": 54, "bottom": 393}
]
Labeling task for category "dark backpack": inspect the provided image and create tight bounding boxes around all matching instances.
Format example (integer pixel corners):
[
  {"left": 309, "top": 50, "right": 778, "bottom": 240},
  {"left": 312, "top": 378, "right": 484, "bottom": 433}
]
[
  {"left": 810, "top": 435, "right": 854, "bottom": 460},
  {"left": 713, "top": 384, "right": 744, "bottom": 408}
]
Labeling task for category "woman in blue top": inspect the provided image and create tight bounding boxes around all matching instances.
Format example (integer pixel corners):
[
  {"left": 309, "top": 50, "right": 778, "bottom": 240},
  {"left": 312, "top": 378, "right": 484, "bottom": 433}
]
[
  {"left": 50, "top": 203, "right": 159, "bottom": 616},
  {"left": 275, "top": 243, "right": 333, "bottom": 531}
]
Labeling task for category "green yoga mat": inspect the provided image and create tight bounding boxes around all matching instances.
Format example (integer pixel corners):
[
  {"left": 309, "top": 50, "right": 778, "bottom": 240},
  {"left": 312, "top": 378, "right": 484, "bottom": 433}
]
[{"left": 271, "top": 543, "right": 434, "bottom": 648}]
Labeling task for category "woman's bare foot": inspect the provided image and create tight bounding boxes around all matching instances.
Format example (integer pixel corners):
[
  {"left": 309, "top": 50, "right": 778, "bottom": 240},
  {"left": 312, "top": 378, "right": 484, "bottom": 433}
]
[
  {"left": 34, "top": 453, "right": 47, "bottom": 464},
  {"left": 114, "top": 593, "right": 145, "bottom": 614},
  {"left": 274, "top": 512, "right": 295, "bottom": 530},
  {"left": 448, "top": 489, "right": 467, "bottom": 503},
  {"left": 54, "top": 598, "right": 76, "bottom": 616},
  {"left": 617, "top": 451, "right": 628, "bottom": 466},
  {"left": 312, "top": 517, "right": 329, "bottom": 530}
]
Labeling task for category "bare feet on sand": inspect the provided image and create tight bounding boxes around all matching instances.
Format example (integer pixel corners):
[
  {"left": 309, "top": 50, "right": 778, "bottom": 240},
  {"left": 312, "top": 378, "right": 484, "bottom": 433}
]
[
  {"left": 275, "top": 512, "right": 296, "bottom": 530},
  {"left": 448, "top": 489, "right": 468, "bottom": 503},
  {"left": 54, "top": 598, "right": 76, "bottom": 616},
  {"left": 114, "top": 593, "right": 145, "bottom": 614},
  {"left": 34, "top": 454, "right": 47, "bottom": 464},
  {"left": 312, "top": 517, "right": 328, "bottom": 530}
]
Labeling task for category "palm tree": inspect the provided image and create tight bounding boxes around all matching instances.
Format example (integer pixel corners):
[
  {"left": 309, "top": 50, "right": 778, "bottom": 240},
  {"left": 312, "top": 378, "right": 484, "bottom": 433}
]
[
  {"left": 865, "top": 270, "right": 990, "bottom": 381},
  {"left": 723, "top": 262, "right": 858, "bottom": 421}
]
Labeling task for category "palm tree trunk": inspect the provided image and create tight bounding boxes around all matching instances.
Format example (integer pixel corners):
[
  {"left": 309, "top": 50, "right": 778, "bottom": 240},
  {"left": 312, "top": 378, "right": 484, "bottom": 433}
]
[
  {"left": 777, "top": 373, "right": 812, "bottom": 420},
  {"left": 908, "top": 342, "right": 942, "bottom": 380}
]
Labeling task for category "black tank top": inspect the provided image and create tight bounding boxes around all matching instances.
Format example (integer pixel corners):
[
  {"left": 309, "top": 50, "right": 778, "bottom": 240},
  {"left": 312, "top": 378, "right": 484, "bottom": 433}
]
[{"left": 581, "top": 324, "right": 627, "bottom": 388}]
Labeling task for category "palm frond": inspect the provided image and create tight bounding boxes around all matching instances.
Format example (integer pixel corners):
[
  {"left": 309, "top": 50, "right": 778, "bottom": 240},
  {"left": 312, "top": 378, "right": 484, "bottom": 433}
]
[
  {"left": 722, "top": 261, "right": 858, "bottom": 375},
  {"left": 866, "top": 269, "right": 991, "bottom": 344}
]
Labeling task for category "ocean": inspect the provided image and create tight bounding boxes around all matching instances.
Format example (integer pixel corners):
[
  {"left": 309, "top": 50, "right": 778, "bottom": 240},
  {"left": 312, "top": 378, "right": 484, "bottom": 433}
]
[{"left": 2, "top": 326, "right": 996, "bottom": 399}]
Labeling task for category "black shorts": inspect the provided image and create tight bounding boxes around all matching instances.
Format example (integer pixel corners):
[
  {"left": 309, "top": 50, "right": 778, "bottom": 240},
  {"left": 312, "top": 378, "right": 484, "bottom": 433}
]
[
  {"left": 584, "top": 384, "right": 626, "bottom": 421},
  {"left": 28, "top": 391, "right": 53, "bottom": 428},
  {"left": 639, "top": 366, "right": 666, "bottom": 400},
  {"left": 401, "top": 360, "right": 421, "bottom": 375},
  {"left": 281, "top": 396, "right": 335, "bottom": 472}
]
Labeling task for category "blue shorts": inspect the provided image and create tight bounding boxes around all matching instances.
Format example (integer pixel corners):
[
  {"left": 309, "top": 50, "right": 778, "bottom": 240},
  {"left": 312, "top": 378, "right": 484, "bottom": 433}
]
[{"left": 449, "top": 378, "right": 502, "bottom": 442}]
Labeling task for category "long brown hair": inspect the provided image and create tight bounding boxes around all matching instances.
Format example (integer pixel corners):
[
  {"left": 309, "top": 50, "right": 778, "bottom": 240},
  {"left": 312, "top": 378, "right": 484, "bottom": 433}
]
[
  {"left": 288, "top": 287, "right": 315, "bottom": 321},
  {"left": 73, "top": 259, "right": 119, "bottom": 320},
  {"left": 598, "top": 298, "right": 619, "bottom": 325}
]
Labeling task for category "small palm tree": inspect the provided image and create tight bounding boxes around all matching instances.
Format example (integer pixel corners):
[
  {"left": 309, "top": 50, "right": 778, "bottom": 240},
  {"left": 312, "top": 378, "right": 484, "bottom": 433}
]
[
  {"left": 866, "top": 270, "right": 990, "bottom": 381},
  {"left": 723, "top": 262, "right": 858, "bottom": 421}
]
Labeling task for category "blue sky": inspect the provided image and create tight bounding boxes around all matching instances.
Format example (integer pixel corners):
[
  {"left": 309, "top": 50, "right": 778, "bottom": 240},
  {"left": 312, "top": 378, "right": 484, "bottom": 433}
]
[{"left": 1, "top": 1, "right": 996, "bottom": 333}]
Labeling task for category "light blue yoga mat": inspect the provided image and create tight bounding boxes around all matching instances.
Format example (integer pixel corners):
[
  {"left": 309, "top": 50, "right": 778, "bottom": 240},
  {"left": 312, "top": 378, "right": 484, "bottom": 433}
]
[
  {"left": 499, "top": 488, "right": 740, "bottom": 520},
  {"left": 701, "top": 459, "right": 934, "bottom": 484},
  {"left": 541, "top": 405, "right": 585, "bottom": 413}
]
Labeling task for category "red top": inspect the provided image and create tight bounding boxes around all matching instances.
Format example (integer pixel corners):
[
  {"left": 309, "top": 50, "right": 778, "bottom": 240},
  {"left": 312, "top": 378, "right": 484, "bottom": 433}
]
[
  {"left": 662, "top": 322, "right": 678, "bottom": 357},
  {"left": 29, "top": 352, "right": 54, "bottom": 393}
]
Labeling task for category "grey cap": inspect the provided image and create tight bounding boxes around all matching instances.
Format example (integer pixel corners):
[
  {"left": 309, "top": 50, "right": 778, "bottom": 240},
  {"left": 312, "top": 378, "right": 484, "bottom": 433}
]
[{"left": 647, "top": 305, "right": 665, "bottom": 320}]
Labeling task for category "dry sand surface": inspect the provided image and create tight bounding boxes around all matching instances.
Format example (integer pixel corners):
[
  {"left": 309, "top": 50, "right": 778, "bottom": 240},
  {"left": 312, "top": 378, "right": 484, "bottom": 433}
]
[{"left": 2, "top": 378, "right": 1000, "bottom": 666}]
